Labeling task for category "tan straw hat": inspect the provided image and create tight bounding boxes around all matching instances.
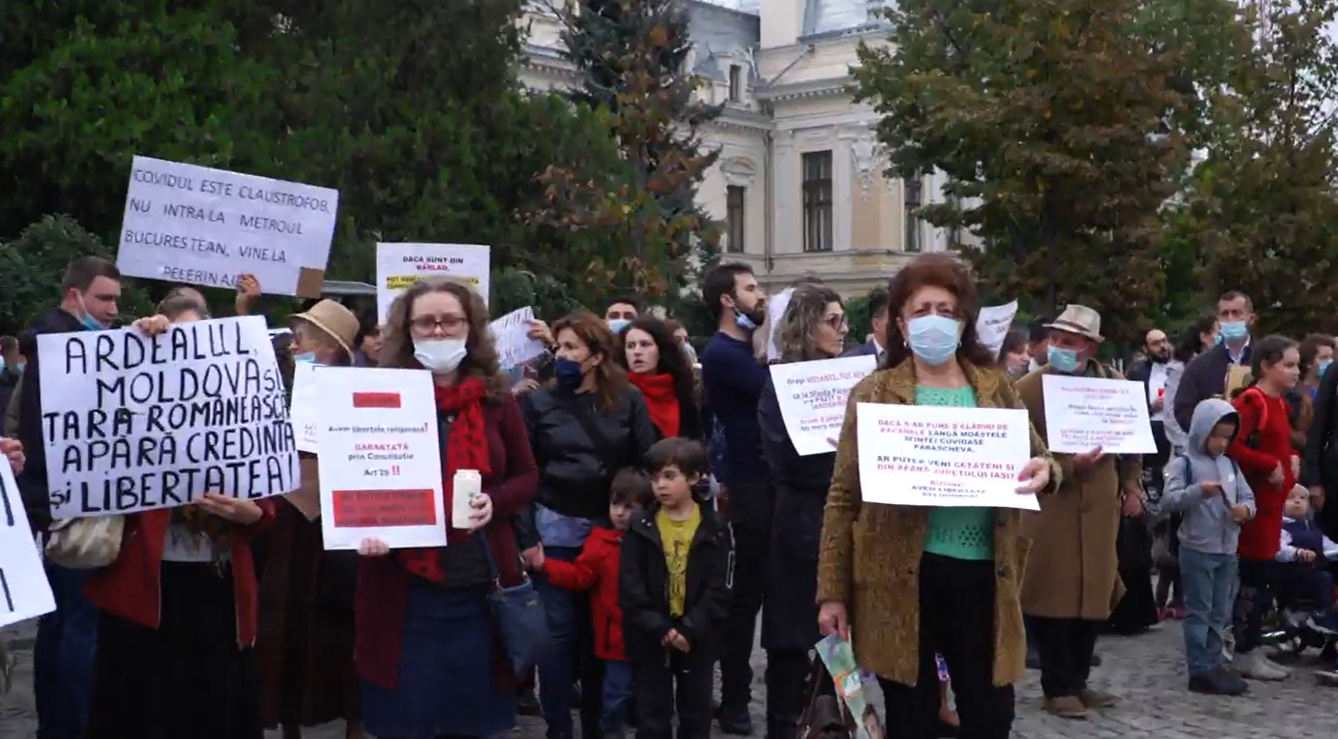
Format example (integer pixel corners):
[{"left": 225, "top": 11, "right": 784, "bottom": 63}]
[
  {"left": 1044, "top": 304, "right": 1104, "bottom": 343},
  {"left": 291, "top": 299, "right": 359, "bottom": 356}
]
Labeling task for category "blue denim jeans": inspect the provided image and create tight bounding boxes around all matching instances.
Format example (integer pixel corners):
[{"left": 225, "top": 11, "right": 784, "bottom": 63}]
[
  {"left": 536, "top": 545, "right": 582, "bottom": 737},
  {"left": 1180, "top": 547, "right": 1237, "bottom": 675},
  {"left": 34, "top": 561, "right": 98, "bottom": 739},
  {"left": 601, "top": 659, "right": 634, "bottom": 732}
]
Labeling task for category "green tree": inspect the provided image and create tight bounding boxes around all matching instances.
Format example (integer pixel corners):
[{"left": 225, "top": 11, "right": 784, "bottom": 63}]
[
  {"left": 527, "top": 0, "right": 722, "bottom": 306},
  {"left": 0, "top": 215, "right": 154, "bottom": 333},
  {"left": 1179, "top": 0, "right": 1338, "bottom": 335},
  {"left": 854, "top": 0, "right": 1215, "bottom": 344},
  {"left": 0, "top": 1, "right": 631, "bottom": 306}
]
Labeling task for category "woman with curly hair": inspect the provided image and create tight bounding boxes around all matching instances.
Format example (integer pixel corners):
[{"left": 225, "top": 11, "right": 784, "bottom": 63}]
[{"left": 756, "top": 284, "right": 849, "bottom": 739}]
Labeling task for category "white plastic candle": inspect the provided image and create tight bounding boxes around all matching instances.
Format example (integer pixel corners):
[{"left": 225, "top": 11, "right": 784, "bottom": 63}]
[{"left": 452, "top": 469, "right": 482, "bottom": 529}]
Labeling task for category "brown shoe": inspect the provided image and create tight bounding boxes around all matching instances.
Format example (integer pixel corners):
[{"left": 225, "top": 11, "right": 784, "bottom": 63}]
[
  {"left": 1078, "top": 688, "right": 1116, "bottom": 708},
  {"left": 1043, "top": 696, "right": 1089, "bottom": 719}
]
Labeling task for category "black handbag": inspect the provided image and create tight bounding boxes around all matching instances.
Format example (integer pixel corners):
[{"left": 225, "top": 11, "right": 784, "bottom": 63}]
[
  {"left": 478, "top": 530, "right": 552, "bottom": 675},
  {"left": 797, "top": 661, "right": 853, "bottom": 739}
]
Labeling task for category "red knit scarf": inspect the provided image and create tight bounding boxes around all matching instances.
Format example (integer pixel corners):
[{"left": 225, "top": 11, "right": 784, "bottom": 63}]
[
  {"left": 629, "top": 372, "right": 680, "bottom": 438},
  {"left": 396, "top": 377, "right": 492, "bottom": 583}
]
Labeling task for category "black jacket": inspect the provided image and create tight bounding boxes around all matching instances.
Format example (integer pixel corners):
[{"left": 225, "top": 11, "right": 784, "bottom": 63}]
[
  {"left": 16, "top": 307, "right": 88, "bottom": 533},
  {"left": 520, "top": 384, "right": 657, "bottom": 520},
  {"left": 0, "top": 367, "right": 20, "bottom": 424},
  {"left": 1303, "top": 364, "right": 1338, "bottom": 540},
  {"left": 756, "top": 376, "right": 833, "bottom": 650},
  {"left": 618, "top": 502, "right": 733, "bottom": 661},
  {"left": 1173, "top": 342, "right": 1252, "bottom": 432}
]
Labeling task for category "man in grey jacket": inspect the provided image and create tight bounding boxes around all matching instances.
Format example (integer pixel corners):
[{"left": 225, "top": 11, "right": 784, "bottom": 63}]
[{"left": 1163, "top": 398, "right": 1257, "bottom": 693}]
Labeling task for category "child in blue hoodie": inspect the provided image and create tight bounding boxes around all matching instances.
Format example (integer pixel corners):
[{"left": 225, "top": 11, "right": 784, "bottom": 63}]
[{"left": 1163, "top": 398, "right": 1256, "bottom": 695}]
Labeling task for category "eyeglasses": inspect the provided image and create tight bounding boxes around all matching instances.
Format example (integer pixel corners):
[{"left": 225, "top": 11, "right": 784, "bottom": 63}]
[
  {"left": 824, "top": 315, "right": 848, "bottom": 330},
  {"left": 410, "top": 314, "right": 467, "bottom": 335}
]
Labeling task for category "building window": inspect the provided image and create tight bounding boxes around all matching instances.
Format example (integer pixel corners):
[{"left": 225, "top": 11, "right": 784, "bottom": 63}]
[
  {"left": 802, "top": 151, "right": 834, "bottom": 253},
  {"left": 728, "top": 65, "right": 743, "bottom": 102},
  {"left": 726, "top": 186, "right": 746, "bottom": 253},
  {"left": 904, "top": 176, "right": 923, "bottom": 252}
]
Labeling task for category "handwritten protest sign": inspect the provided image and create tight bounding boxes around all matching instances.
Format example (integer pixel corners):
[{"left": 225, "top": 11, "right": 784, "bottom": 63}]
[
  {"left": 856, "top": 403, "right": 1038, "bottom": 510},
  {"left": 376, "top": 243, "right": 491, "bottom": 322},
  {"left": 1042, "top": 375, "right": 1157, "bottom": 454},
  {"left": 770, "top": 356, "right": 875, "bottom": 456},
  {"left": 39, "top": 316, "right": 299, "bottom": 518},
  {"left": 315, "top": 368, "right": 446, "bottom": 550},
  {"left": 490, "top": 307, "right": 547, "bottom": 370},
  {"left": 0, "top": 460, "right": 55, "bottom": 627},
  {"left": 976, "top": 300, "right": 1018, "bottom": 359},
  {"left": 116, "top": 156, "right": 337, "bottom": 297},
  {"left": 289, "top": 362, "right": 319, "bottom": 454}
]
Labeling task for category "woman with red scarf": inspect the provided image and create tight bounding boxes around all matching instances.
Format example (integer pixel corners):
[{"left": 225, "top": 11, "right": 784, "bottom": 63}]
[
  {"left": 617, "top": 317, "right": 702, "bottom": 440},
  {"left": 352, "top": 279, "right": 539, "bottom": 739}
]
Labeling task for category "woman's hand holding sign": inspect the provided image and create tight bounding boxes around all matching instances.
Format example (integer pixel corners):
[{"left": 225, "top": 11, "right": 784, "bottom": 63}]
[
  {"left": 132, "top": 315, "right": 172, "bottom": 336},
  {"left": 1015, "top": 457, "right": 1051, "bottom": 494},
  {"left": 194, "top": 494, "right": 263, "bottom": 526}
]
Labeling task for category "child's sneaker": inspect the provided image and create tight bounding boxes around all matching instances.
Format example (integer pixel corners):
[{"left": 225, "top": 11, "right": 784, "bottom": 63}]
[{"left": 1307, "top": 611, "right": 1338, "bottom": 637}]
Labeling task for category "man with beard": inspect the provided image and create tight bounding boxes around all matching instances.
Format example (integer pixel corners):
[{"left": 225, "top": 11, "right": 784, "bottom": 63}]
[
  {"left": 699, "top": 263, "right": 768, "bottom": 735},
  {"left": 1128, "top": 328, "right": 1174, "bottom": 494}
]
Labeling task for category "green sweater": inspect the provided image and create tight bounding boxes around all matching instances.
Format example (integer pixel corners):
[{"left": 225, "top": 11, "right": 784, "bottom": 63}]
[{"left": 917, "top": 386, "right": 995, "bottom": 561}]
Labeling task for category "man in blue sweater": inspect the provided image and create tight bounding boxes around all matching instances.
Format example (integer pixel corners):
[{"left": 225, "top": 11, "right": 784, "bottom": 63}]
[{"left": 700, "top": 263, "right": 769, "bottom": 735}]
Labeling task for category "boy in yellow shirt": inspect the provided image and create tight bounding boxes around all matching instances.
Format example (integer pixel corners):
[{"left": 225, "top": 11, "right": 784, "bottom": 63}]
[{"left": 619, "top": 438, "right": 733, "bottom": 739}]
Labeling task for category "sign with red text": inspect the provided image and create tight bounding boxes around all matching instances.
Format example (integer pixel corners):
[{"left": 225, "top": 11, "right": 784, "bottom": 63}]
[
  {"left": 315, "top": 367, "right": 446, "bottom": 550},
  {"left": 376, "top": 243, "right": 491, "bottom": 322},
  {"left": 117, "top": 155, "right": 337, "bottom": 297},
  {"left": 855, "top": 403, "right": 1038, "bottom": 510},
  {"left": 1041, "top": 374, "right": 1157, "bottom": 455},
  {"left": 770, "top": 356, "right": 876, "bottom": 456},
  {"left": 0, "top": 460, "right": 54, "bottom": 627}
]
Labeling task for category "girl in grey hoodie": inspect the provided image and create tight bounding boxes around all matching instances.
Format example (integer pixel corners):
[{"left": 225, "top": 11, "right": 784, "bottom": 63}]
[{"left": 1163, "top": 398, "right": 1257, "bottom": 694}]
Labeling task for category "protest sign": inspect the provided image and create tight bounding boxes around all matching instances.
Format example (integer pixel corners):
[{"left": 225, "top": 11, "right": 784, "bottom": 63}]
[
  {"left": 769, "top": 355, "right": 875, "bottom": 456},
  {"left": 39, "top": 316, "right": 299, "bottom": 518},
  {"left": 976, "top": 300, "right": 1018, "bottom": 359},
  {"left": 0, "top": 459, "right": 55, "bottom": 627},
  {"left": 490, "top": 307, "right": 547, "bottom": 370},
  {"left": 315, "top": 368, "right": 447, "bottom": 550},
  {"left": 1041, "top": 374, "right": 1157, "bottom": 454},
  {"left": 376, "top": 243, "right": 491, "bottom": 322},
  {"left": 289, "top": 362, "right": 319, "bottom": 454},
  {"left": 855, "top": 403, "right": 1038, "bottom": 510},
  {"left": 765, "top": 288, "right": 793, "bottom": 361},
  {"left": 116, "top": 156, "right": 337, "bottom": 297}
]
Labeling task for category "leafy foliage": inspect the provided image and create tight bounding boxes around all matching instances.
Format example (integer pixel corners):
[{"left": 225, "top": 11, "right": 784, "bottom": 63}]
[
  {"left": 0, "top": 1, "right": 632, "bottom": 322},
  {"left": 526, "top": 0, "right": 722, "bottom": 306},
  {"left": 0, "top": 215, "right": 154, "bottom": 334},
  {"left": 854, "top": 0, "right": 1228, "bottom": 344},
  {"left": 1176, "top": 0, "right": 1338, "bottom": 336}
]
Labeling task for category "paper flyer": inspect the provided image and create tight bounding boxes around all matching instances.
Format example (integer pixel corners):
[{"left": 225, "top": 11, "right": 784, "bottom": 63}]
[{"left": 815, "top": 635, "right": 884, "bottom": 739}]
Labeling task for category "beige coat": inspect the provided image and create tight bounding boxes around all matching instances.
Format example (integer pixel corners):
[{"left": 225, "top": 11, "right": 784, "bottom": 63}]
[
  {"left": 1014, "top": 363, "right": 1142, "bottom": 620},
  {"left": 815, "top": 361, "right": 1061, "bottom": 687}
]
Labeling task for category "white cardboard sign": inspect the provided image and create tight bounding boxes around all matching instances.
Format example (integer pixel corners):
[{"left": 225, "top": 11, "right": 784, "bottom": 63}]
[
  {"left": 376, "top": 243, "right": 491, "bottom": 323},
  {"left": 0, "top": 460, "right": 55, "bottom": 627},
  {"left": 1041, "top": 374, "right": 1158, "bottom": 454},
  {"left": 117, "top": 156, "right": 338, "bottom": 297},
  {"left": 769, "top": 356, "right": 876, "bottom": 456}
]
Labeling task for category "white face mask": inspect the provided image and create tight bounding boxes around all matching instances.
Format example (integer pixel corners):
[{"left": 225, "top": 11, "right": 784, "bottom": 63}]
[{"left": 413, "top": 338, "right": 468, "bottom": 374}]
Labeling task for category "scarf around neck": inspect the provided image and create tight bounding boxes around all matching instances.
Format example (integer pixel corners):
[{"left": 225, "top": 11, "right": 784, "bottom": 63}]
[
  {"left": 396, "top": 377, "right": 493, "bottom": 583},
  {"left": 629, "top": 371, "right": 679, "bottom": 438}
]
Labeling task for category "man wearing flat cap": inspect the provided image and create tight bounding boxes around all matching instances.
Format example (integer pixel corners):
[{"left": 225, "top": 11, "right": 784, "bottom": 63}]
[{"left": 1013, "top": 305, "right": 1144, "bottom": 719}]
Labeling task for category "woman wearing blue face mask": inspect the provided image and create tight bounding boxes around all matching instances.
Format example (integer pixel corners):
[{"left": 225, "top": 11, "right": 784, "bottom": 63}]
[
  {"left": 519, "top": 311, "right": 657, "bottom": 739},
  {"left": 816, "top": 254, "right": 1059, "bottom": 739},
  {"left": 253, "top": 299, "right": 369, "bottom": 739}
]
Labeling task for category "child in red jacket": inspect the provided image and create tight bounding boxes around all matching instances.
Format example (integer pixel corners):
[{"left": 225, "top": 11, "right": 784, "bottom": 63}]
[
  {"left": 1227, "top": 335, "right": 1300, "bottom": 680},
  {"left": 532, "top": 468, "right": 652, "bottom": 739}
]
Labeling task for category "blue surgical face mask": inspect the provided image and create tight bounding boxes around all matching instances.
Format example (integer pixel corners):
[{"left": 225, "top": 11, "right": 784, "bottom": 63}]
[
  {"left": 608, "top": 319, "right": 631, "bottom": 335},
  {"left": 1320, "top": 359, "right": 1333, "bottom": 377},
  {"left": 906, "top": 316, "right": 962, "bottom": 367},
  {"left": 77, "top": 293, "right": 110, "bottom": 331},
  {"left": 1213, "top": 333, "right": 1223, "bottom": 346},
  {"left": 1220, "top": 321, "right": 1248, "bottom": 342},
  {"left": 294, "top": 352, "right": 318, "bottom": 365},
  {"left": 553, "top": 357, "right": 585, "bottom": 389},
  {"left": 1047, "top": 345, "right": 1081, "bottom": 374},
  {"left": 734, "top": 308, "right": 757, "bottom": 332},
  {"left": 682, "top": 343, "right": 698, "bottom": 363},
  {"left": 14, "top": 362, "right": 25, "bottom": 374}
]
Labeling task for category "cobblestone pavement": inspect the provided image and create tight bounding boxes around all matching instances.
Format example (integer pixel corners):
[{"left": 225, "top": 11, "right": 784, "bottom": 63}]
[{"left": 3, "top": 620, "right": 1334, "bottom": 738}]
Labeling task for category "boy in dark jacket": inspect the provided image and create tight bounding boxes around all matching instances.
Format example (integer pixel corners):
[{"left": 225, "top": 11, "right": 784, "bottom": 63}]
[
  {"left": 620, "top": 438, "right": 733, "bottom": 739},
  {"left": 534, "top": 468, "right": 652, "bottom": 739}
]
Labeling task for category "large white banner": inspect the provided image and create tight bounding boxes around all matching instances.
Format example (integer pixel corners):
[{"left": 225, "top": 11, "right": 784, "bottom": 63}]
[
  {"left": 769, "top": 356, "right": 875, "bottom": 456},
  {"left": 117, "top": 155, "right": 338, "bottom": 297},
  {"left": 0, "top": 460, "right": 55, "bottom": 627},
  {"left": 39, "top": 316, "right": 300, "bottom": 518}
]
